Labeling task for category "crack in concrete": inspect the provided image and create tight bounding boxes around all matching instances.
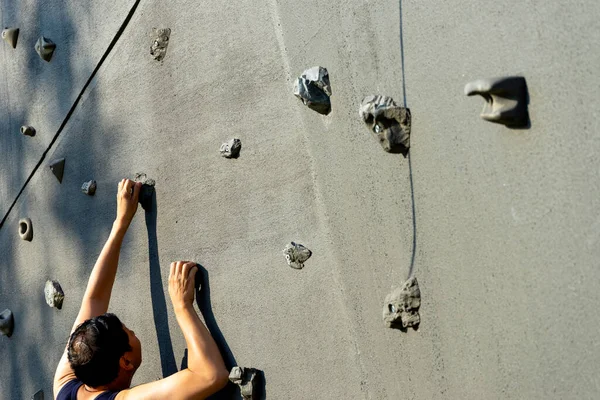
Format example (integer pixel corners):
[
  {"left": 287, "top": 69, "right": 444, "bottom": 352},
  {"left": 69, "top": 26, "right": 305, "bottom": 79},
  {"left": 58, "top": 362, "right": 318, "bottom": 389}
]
[{"left": 0, "top": 0, "right": 142, "bottom": 230}]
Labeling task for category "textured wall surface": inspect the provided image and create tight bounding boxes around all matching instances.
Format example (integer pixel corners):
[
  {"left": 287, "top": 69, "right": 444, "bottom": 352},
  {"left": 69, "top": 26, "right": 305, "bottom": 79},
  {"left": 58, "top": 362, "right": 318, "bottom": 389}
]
[{"left": 1, "top": 0, "right": 599, "bottom": 399}]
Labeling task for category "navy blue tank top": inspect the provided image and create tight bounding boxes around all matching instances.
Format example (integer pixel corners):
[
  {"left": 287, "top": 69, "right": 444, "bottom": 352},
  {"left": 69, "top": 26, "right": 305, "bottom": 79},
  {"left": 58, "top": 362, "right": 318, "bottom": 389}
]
[{"left": 57, "top": 380, "right": 119, "bottom": 400}]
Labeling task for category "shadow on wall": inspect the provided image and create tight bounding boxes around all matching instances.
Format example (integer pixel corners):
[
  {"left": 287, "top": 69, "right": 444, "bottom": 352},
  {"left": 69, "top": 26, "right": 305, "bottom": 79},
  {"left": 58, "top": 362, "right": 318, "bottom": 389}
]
[
  {"left": 0, "top": 1, "right": 141, "bottom": 398},
  {"left": 0, "top": 1, "right": 100, "bottom": 398},
  {"left": 144, "top": 190, "right": 178, "bottom": 377},
  {"left": 194, "top": 265, "right": 267, "bottom": 400}
]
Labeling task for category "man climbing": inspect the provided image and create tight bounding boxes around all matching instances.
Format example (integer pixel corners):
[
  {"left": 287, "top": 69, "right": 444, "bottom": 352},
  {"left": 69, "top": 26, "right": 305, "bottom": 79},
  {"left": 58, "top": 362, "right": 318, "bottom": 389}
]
[{"left": 53, "top": 179, "right": 229, "bottom": 399}]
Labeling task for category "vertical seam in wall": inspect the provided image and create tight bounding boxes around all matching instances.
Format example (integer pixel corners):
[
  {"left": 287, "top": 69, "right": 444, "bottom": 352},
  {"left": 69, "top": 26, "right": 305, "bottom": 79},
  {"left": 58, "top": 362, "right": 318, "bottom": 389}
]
[
  {"left": 0, "top": 0, "right": 142, "bottom": 230},
  {"left": 267, "top": 0, "right": 372, "bottom": 397}
]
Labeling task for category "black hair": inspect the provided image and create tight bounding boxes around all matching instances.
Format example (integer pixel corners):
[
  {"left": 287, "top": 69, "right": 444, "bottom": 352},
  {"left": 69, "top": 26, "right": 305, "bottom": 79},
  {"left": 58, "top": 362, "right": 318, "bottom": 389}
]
[{"left": 67, "top": 313, "right": 132, "bottom": 388}]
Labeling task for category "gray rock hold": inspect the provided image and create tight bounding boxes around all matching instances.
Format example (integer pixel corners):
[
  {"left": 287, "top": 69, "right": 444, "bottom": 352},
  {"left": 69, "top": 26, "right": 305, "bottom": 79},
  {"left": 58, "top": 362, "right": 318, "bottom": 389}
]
[
  {"left": 35, "top": 36, "right": 56, "bottom": 62},
  {"left": 293, "top": 66, "right": 332, "bottom": 115},
  {"left": 45, "top": 280, "right": 65, "bottom": 310},
  {"left": 220, "top": 138, "right": 242, "bottom": 159},
  {"left": 465, "top": 76, "right": 529, "bottom": 127},
  {"left": 18, "top": 218, "right": 33, "bottom": 241},
  {"left": 49, "top": 158, "right": 65, "bottom": 183},
  {"left": 150, "top": 28, "right": 171, "bottom": 61},
  {"left": 32, "top": 390, "right": 44, "bottom": 400},
  {"left": 21, "top": 125, "right": 36, "bottom": 137},
  {"left": 383, "top": 276, "right": 421, "bottom": 330},
  {"left": 2, "top": 28, "right": 19, "bottom": 48},
  {"left": 229, "top": 366, "right": 258, "bottom": 400},
  {"left": 81, "top": 180, "right": 97, "bottom": 196},
  {"left": 283, "top": 242, "right": 312, "bottom": 270},
  {"left": 134, "top": 173, "right": 156, "bottom": 210},
  {"left": 0, "top": 309, "right": 14, "bottom": 337},
  {"left": 359, "top": 95, "right": 411, "bottom": 155}
]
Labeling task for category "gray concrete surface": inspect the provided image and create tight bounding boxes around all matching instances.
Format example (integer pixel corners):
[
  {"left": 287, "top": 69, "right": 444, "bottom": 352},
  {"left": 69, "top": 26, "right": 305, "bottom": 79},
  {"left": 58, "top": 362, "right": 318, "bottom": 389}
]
[{"left": 1, "top": 0, "right": 599, "bottom": 399}]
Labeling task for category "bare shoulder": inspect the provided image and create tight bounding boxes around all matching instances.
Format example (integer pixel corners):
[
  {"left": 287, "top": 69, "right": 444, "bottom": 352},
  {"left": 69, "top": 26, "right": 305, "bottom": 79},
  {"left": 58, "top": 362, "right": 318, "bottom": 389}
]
[{"left": 117, "top": 369, "right": 228, "bottom": 400}]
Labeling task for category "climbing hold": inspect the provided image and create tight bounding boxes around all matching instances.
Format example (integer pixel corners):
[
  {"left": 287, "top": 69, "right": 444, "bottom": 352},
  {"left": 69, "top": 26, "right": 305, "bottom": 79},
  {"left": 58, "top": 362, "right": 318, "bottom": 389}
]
[
  {"left": 150, "top": 28, "right": 171, "bottom": 61},
  {"left": 383, "top": 276, "right": 421, "bottom": 330},
  {"left": 134, "top": 173, "right": 156, "bottom": 210},
  {"left": 229, "top": 366, "right": 258, "bottom": 400},
  {"left": 44, "top": 280, "right": 65, "bottom": 310},
  {"left": 35, "top": 36, "right": 56, "bottom": 62},
  {"left": 0, "top": 309, "right": 14, "bottom": 337},
  {"left": 18, "top": 218, "right": 33, "bottom": 242},
  {"left": 360, "top": 95, "right": 411, "bottom": 155},
  {"left": 293, "top": 66, "right": 332, "bottom": 115},
  {"left": 49, "top": 158, "right": 65, "bottom": 183},
  {"left": 283, "top": 242, "right": 312, "bottom": 270},
  {"left": 2, "top": 28, "right": 19, "bottom": 48},
  {"left": 81, "top": 180, "right": 97, "bottom": 196},
  {"left": 220, "top": 138, "right": 242, "bottom": 159},
  {"left": 32, "top": 390, "right": 44, "bottom": 400},
  {"left": 20, "top": 126, "right": 36, "bottom": 137},
  {"left": 464, "top": 76, "right": 529, "bottom": 127}
]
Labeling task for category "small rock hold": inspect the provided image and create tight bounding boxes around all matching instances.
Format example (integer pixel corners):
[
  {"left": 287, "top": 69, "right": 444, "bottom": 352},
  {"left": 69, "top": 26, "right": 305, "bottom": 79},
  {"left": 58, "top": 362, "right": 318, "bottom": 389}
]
[
  {"left": 134, "top": 173, "right": 156, "bottom": 210},
  {"left": 229, "top": 366, "right": 258, "bottom": 400},
  {"left": 220, "top": 138, "right": 242, "bottom": 159},
  {"left": 18, "top": 218, "right": 33, "bottom": 242},
  {"left": 0, "top": 309, "right": 14, "bottom": 337},
  {"left": 383, "top": 276, "right": 421, "bottom": 330},
  {"left": 2, "top": 28, "right": 19, "bottom": 48},
  {"left": 32, "top": 390, "right": 44, "bottom": 400},
  {"left": 150, "top": 28, "right": 171, "bottom": 61},
  {"left": 81, "top": 180, "right": 97, "bottom": 196},
  {"left": 35, "top": 36, "right": 56, "bottom": 62},
  {"left": 49, "top": 158, "right": 66, "bottom": 183},
  {"left": 283, "top": 242, "right": 312, "bottom": 270},
  {"left": 293, "top": 66, "right": 332, "bottom": 115},
  {"left": 45, "top": 280, "right": 65, "bottom": 310},
  {"left": 20, "top": 126, "right": 36, "bottom": 137},
  {"left": 360, "top": 95, "right": 411, "bottom": 155}
]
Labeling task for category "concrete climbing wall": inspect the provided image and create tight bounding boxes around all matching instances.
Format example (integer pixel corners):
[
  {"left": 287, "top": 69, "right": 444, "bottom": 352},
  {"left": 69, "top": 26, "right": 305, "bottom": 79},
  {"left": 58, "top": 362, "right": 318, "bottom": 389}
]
[{"left": 1, "top": 0, "right": 599, "bottom": 399}]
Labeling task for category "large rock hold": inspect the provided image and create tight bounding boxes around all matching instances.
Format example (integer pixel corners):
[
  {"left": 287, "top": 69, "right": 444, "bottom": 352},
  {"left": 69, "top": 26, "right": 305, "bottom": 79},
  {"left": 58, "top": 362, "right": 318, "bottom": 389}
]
[
  {"left": 229, "top": 366, "right": 258, "bottom": 400},
  {"left": 45, "top": 280, "right": 65, "bottom": 310},
  {"left": 293, "top": 66, "right": 332, "bottom": 115},
  {"left": 359, "top": 95, "right": 411, "bottom": 155},
  {"left": 283, "top": 242, "right": 312, "bottom": 270},
  {"left": 464, "top": 76, "right": 529, "bottom": 127},
  {"left": 383, "top": 276, "right": 421, "bottom": 330},
  {"left": 0, "top": 309, "right": 14, "bottom": 337}
]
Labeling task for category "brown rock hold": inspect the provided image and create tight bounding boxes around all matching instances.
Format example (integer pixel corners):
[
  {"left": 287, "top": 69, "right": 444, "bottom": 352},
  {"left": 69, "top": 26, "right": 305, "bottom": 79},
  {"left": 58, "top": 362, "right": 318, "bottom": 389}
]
[
  {"left": 359, "top": 95, "right": 411, "bottom": 155},
  {"left": 383, "top": 276, "right": 421, "bottom": 330}
]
